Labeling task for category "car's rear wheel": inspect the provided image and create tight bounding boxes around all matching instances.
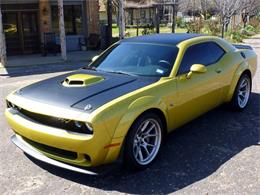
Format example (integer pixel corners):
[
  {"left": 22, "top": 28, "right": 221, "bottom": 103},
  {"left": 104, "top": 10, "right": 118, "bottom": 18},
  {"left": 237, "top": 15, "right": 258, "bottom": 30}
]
[
  {"left": 230, "top": 73, "right": 251, "bottom": 110},
  {"left": 124, "top": 112, "right": 163, "bottom": 170}
]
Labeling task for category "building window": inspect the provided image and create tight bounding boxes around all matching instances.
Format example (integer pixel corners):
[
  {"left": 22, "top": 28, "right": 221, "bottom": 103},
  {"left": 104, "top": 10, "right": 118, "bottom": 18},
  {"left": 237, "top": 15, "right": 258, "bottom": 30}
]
[
  {"left": 140, "top": 9, "right": 145, "bottom": 19},
  {"left": 51, "top": 5, "right": 83, "bottom": 35}
]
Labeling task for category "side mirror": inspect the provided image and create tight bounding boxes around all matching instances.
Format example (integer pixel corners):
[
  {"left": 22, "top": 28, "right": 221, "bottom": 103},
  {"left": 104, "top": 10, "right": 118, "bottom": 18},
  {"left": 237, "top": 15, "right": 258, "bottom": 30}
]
[
  {"left": 91, "top": 55, "right": 99, "bottom": 62},
  {"left": 187, "top": 64, "right": 207, "bottom": 79}
]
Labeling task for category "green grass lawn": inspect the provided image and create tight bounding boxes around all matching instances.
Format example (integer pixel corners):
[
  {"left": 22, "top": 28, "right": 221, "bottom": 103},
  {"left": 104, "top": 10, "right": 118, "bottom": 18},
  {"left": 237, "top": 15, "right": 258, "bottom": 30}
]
[{"left": 112, "top": 25, "right": 187, "bottom": 38}]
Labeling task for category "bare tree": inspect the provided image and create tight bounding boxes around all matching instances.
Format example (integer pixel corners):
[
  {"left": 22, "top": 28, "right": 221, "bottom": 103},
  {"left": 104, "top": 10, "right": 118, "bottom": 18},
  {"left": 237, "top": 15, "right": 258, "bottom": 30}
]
[
  {"left": 0, "top": 5, "right": 6, "bottom": 67},
  {"left": 213, "top": 0, "right": 242, "bottom": 37},
  {"left": 58, "top": 0, "right": 67, "bottom": 61},
  {"left": 199, "top": 0, "right": 216, "bottom": 19},
  {"left": 118, "top": 0, "right": 125, "bottom": 39},
  {"left": 178, "top": 0, "right": 200, "bottom": 18},
  {"left": 240, "top": 0, "right": 260, "bottom": 27}
]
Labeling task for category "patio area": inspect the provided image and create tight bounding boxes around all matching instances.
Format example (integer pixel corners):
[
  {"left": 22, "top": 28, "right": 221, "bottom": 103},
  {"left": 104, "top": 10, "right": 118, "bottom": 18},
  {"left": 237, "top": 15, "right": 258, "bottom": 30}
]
[
  {"left": 4, "top": 50, "right": 101, "bottom": 67},
  {"left": 0, "top": 50, "right": 102, "bottom": 77}
]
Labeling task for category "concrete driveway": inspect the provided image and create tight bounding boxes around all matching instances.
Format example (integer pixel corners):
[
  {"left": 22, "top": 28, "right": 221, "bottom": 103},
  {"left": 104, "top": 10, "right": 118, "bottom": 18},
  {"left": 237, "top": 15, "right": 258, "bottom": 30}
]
[{"left": 0, "top": 41, "right": 259, "bottom": 194}]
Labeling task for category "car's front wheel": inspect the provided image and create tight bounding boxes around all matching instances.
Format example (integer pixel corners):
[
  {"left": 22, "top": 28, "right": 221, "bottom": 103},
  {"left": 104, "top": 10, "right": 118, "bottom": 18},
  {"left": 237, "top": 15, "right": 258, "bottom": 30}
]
[
  {"left": 124, "top": 112, "right": 163, "bottom": 170},
  {"left": 230, "top": 73, "right": 251, "bottom": 110}
]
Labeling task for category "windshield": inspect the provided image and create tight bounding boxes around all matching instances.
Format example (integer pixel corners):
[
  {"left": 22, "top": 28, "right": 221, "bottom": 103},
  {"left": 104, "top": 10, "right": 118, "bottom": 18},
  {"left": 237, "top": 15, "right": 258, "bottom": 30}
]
[{"left": 88, "top": 42, "right": 179, "bottom": 77}]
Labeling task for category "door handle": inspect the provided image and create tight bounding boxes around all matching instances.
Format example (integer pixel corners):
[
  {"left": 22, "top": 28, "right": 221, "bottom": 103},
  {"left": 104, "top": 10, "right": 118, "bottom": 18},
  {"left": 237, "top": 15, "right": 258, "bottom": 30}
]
[{"left": 215, "top": 68, "right": 222, "bottom": 73}]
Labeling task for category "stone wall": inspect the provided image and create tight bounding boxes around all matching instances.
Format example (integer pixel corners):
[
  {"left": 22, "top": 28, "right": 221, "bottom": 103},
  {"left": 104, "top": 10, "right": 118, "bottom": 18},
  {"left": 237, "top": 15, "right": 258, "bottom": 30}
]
[
  {"left": 39, "top": 0, "right": 52, "bottom": 41},
  {"left": 39, "top": 0, "right": 100, "bottom": 38},
  {"left": 85, "top": 0, "right": 100, "bottom": 35}
]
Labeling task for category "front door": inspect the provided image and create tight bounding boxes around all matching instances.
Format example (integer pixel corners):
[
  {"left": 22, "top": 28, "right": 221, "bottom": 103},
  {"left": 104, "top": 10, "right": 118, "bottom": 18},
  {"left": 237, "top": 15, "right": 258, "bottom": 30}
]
[
  {"left": 3, "top": 12, "right": 21, "bottom": 55},
  {"left": 21, "top": 12, "right": 40, "bottom": 54},
  {"left": 167, "top": 41, "right": 226, "bottom": 130},
  {"left": 3, "top": 11, "right": 40, "bottom": 55}
]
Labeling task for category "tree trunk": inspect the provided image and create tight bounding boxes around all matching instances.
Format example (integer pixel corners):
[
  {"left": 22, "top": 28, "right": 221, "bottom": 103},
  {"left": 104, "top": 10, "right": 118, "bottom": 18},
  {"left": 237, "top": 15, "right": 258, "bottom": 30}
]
[
  {"left": 136, "top": 19, "right": 139, "bottom": 36},
  {"left": 172, "top": 5, "right": 176, "bottom": 33},
  {"left": 107, "top": 0, "right": 113, "bottom": 46},
  {"left": 221, "top": 23, "right": 225, "bottom": 38},
  {"left": 118, "top": 0, "right": 125, "bottom": 39},
  {"left": 0, "top": 6, "right": 6, "bottom": 67},
  {"left": 155, "top": 6, "right": 160, "bottom": 33},
  {"left": 58, "top": 0, "right": 67, "bottom": 61},
  {"left": 225, "top": 22, "right": 229, "bottom": 32}
]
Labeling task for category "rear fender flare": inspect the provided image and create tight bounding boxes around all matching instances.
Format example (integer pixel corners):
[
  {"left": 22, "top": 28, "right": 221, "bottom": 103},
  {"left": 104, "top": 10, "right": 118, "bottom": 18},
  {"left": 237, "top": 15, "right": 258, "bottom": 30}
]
[{"left": 225, "top": 62, "right": 250, "bottom": 102}]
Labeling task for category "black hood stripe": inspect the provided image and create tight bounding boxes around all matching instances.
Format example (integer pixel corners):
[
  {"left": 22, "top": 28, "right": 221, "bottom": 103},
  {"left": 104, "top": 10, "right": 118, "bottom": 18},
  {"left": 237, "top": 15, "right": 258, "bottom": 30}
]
[{"left": 18, "top": 69, "right": 159, "bottom": 113}]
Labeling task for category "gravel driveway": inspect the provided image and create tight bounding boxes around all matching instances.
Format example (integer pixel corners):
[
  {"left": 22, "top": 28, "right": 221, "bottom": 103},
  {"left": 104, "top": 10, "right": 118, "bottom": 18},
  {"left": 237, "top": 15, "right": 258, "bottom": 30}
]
[{"left": 0, "top": 41, "right": 259, "bottom": 195}]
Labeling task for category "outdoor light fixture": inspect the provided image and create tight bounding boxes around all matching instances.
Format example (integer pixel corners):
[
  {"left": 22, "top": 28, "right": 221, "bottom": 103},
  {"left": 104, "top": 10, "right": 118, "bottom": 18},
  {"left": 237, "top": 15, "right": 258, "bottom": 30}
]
[{"left": 42, "top": 7, "right": 49, "bottom": 16}]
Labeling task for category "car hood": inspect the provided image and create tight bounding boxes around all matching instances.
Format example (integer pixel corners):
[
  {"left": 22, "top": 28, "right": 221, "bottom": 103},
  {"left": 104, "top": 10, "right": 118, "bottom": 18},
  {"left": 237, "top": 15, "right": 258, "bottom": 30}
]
[{"left": 16, "top": 69, "right": 159, "bottom": 113}]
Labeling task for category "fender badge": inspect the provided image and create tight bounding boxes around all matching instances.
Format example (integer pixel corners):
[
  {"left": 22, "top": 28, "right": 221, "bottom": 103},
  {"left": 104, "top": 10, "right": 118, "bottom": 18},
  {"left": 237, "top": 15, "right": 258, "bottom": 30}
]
[{"left": 84, "top": 104, "right": 92, "bottom": 111}]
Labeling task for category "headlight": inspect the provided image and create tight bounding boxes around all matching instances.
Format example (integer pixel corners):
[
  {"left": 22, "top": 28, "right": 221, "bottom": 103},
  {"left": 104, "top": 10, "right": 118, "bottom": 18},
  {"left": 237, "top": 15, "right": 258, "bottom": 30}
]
[
  {"left": 73, "top": 121, "right": 93, "bottom": 134},
  {"left": 85, "top": 122, "right": 93, "bottom": 132}
]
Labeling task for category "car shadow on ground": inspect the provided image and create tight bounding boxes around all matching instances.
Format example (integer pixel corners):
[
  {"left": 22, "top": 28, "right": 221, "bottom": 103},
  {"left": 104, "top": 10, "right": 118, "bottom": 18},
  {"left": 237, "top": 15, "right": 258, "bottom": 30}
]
[{"left": 26, "top": 92, "right": 260, "bottom": 194}]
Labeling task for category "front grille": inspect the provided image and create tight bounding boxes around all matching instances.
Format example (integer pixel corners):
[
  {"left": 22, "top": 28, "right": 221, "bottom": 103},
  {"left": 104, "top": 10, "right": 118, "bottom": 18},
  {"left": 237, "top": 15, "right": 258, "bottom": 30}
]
[
  {"left": 19, "top": 108, "right": 84, "bottom": 133},
  {"left": 23, "top": 137, "right": 77, "bottom": 160},
  {"left": 6, "top": 100, "right": 92, "bottom": 134}
]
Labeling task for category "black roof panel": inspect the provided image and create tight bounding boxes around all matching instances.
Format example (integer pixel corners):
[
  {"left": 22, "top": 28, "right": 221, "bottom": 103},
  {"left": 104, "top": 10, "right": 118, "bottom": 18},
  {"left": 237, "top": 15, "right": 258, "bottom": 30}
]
[{"left": 121, "top": 33, "right": 205, "bottom": 45}]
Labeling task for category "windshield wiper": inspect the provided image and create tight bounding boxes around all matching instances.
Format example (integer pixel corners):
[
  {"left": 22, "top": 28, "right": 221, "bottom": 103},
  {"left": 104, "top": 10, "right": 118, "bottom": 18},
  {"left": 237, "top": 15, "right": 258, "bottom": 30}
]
[
  {"left": 106, "top": 70, "right": 137, "bottom": 76},
  {"left": 83, "top": 66, "right": 97, "bottom": 71}
]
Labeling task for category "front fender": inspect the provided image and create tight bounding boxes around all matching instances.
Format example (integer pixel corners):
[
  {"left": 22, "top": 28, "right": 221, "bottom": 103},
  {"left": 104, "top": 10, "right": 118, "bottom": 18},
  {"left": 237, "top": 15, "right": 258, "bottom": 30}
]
[
  {"left": 100, "top": 95, "right": 168, "bottom": 164},
  {"left": 113, "top": 96, "right": 168, "bottom": 138}
]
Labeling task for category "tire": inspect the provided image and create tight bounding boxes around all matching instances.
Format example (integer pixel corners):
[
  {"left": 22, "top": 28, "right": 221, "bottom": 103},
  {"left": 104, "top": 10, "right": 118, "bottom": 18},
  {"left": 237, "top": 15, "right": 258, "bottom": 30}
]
[
  {"left": 230, "top": 73, "right": 251, "bottom": 110},
  {"left": 124, "top": 112, "right": 163, "bottom": 170}
]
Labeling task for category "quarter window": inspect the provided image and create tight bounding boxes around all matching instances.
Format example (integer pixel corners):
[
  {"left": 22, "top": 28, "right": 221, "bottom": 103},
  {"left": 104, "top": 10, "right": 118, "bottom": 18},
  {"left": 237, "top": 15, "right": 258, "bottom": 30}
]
[{"left": 178, "top": 42, "right": 225, "bottom": 74}]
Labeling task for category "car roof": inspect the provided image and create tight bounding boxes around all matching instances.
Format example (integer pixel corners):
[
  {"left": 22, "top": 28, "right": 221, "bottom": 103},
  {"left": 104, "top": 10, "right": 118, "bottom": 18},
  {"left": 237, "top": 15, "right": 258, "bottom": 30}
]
[{"left": 120, "top": 33, "right": 205, "bottom": 46}]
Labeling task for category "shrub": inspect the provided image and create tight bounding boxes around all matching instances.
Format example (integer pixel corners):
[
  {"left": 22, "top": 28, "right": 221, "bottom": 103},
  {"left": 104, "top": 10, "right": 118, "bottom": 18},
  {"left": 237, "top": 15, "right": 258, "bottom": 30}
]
[
  {"left": 142, "top": 26, "right": 155, "bottom": 35},
  {"left": 226, "top": 30, "right": 248, "bottom": 43},
  {"left": 206, "top": 20, "right": 221, "bottom": 36},
  {"left": 248, "top": 17, "right": 260, "bottom": 33},
  {"left": 185, "top": 19, "right": 204, "bottom": 33},
  {"left": 244, "top": 25, "right": 255, "bottom": 32},
  {"left": 176, "top": 17, "right": 186, "bottom": 28},
  {"left": 239, "top": 25, "right": 256, "bottom": 36}
]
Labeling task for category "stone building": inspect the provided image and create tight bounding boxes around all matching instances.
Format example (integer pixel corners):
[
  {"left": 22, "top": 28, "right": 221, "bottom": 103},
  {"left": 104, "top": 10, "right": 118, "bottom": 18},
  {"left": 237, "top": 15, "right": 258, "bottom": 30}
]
[{"left": 0, "top": 0, "right": 99, "bottom": 57}]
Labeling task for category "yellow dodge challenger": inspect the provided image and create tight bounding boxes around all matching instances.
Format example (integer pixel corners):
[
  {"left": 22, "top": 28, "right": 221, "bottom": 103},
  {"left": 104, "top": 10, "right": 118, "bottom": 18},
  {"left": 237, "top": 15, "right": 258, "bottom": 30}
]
[{"left": 5, "top": 33, "right": 257, "bottom": 174}]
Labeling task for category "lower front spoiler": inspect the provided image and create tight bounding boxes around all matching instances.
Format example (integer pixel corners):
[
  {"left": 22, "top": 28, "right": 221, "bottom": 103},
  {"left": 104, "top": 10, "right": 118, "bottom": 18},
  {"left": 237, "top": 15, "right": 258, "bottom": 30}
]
[{"left": 11, "top": 134, "right": 99, "bottom": 175}]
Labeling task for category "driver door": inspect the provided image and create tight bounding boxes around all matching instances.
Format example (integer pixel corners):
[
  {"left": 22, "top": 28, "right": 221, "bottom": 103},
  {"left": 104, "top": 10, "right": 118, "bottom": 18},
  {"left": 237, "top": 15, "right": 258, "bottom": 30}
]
[{"left": 168, "top": 41, "right": 226, "bottom": 129}]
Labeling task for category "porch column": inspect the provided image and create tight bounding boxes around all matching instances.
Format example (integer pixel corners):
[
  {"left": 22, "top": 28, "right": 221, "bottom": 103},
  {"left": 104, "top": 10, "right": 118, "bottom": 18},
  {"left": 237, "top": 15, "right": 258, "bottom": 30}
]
[
  {"left": 58, "top": 0, "right": 67, "bottom": 61},
  {"left": 39, "top": 0, "right": 52, "bottom": 42},
  {"left": 118, "top": 0, "right": 125, "bottom": 39},
  {"left": 0, "top": 6, "right": 7, "bottom": 67},
  {"left": 86, "top": 0, "right": 100, "bottom": 36}
]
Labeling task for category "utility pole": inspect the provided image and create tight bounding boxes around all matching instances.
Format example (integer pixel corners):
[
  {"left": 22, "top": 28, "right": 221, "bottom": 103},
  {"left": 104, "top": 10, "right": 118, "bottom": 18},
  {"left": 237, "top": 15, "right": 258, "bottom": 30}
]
[
  {"left": 0, "top": 5, "right": 6, "bottom": 67},
  {"left": 58, "top": 0, "right": 67, "bottom": 61},
  {"left": 118, "top": 0, "right": 125, "bottom": 39}
]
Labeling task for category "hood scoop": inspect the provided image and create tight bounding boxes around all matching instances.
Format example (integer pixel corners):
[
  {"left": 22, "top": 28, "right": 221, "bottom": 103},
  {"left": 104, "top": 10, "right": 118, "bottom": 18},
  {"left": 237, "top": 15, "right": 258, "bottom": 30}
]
[{"left": 62, "top": 74, "right": 104, "bottom": 87}]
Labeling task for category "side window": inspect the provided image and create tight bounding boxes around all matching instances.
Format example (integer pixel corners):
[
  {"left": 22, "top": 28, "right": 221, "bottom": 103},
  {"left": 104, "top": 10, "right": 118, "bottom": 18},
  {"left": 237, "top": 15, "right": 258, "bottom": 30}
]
[{"left": 178, "top": 42, "right": 225, "bottom": 75}]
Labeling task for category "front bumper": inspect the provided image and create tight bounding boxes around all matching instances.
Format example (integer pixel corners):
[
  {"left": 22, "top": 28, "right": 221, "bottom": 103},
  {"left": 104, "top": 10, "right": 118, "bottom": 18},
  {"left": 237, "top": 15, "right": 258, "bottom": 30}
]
[
  {"left": 5, "top": 107, "right": 123, "bottom": 167},
  {"left": 11, "top": 134, "right": 98, "bottom": 175}
]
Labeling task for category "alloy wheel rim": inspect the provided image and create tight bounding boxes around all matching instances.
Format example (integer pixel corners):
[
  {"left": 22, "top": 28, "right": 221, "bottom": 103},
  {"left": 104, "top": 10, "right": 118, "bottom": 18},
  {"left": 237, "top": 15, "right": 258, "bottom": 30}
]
[
  {"left": 133, "top": 118, "right": 162, "bottom": 165},
  {"left": 238, "top": 77, "right": 250, "bottom": 108}
]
